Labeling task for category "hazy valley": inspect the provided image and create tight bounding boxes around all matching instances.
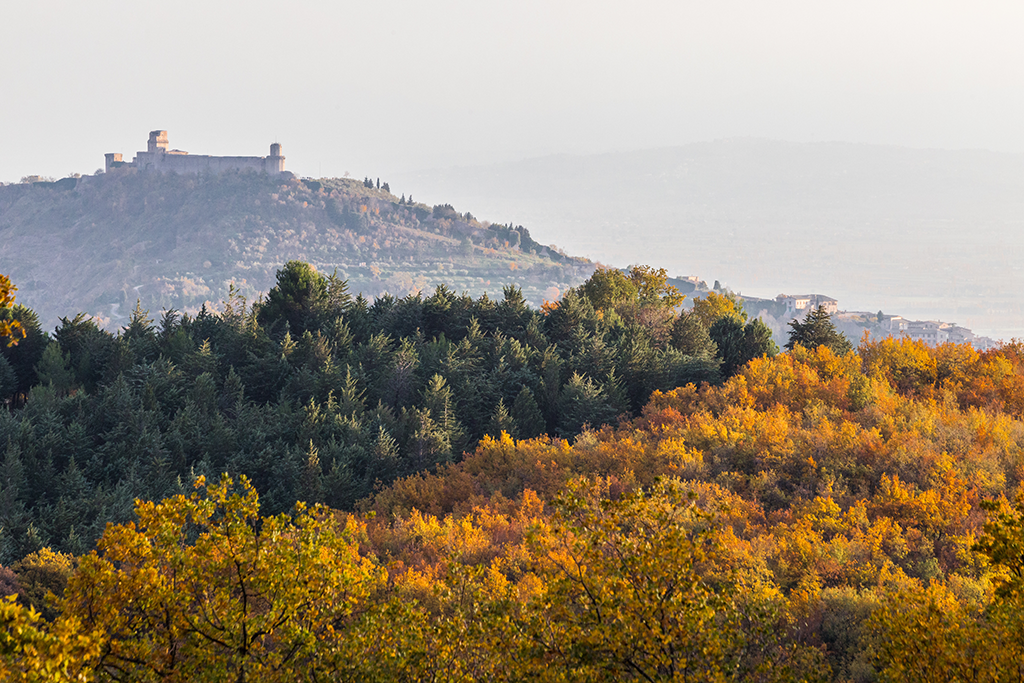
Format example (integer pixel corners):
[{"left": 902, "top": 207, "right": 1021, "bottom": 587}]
[{"left": 395, "top": 138, "right": 1024, "bottom": 339}]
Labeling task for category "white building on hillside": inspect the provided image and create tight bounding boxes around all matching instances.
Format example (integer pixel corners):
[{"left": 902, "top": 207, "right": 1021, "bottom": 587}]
[
  {"left": 777, "top": 294, "right": 839, "bottom": 317},
  {"left": 903, "top": 321, "right": 949, "bottom": 345}
]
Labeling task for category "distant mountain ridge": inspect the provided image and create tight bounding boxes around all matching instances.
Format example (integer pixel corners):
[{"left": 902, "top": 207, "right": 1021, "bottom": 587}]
[
  {"left": 0, "top": 171, "right": 593, "bottom": 331},
  {"left": 393, "top": 139, "right": 1024, "bottom": 339}
]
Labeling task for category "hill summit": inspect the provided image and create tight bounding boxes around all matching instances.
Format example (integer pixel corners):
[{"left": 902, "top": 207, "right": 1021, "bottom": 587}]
[{"left": 0, "top": 170, "right": 593, "bottom": 331}]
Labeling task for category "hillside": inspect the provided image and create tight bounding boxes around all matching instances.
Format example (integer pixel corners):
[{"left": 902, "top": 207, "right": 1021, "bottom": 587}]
[
  {"left": 393, "top": 139, "right": 1024, "bottom": 339},
  {"left": 0, "top": 171, "right": 593, "bottom": 331}
]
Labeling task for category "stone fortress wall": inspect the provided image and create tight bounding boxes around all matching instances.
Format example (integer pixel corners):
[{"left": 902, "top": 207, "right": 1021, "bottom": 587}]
[{"left": 105, "top": 131, "right": 285, "bottom": 175}]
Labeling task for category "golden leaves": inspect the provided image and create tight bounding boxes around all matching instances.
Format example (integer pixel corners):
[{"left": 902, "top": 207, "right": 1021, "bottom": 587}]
[
  {"left": 60, "top": 475, "right": 385, "bottom": 682},
  {"left": 0, "top": 595, "right": 99, "bottom": 683},
  {"left": 0, "top": 273, "right": 26, "bottom": 346}
]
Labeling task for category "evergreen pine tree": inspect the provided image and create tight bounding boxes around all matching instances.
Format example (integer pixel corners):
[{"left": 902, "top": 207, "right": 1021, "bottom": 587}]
[
  {"left": 301, "top": 440, "right": 324, "bottom": 504},
  {"left": 0, "top": 304, "right": 48, "bottom": 397},
  {"left": 219, "top": 366, "right": 246, "bottom": 417},
  {"left": 0, "top": 355, "right": 17, "bottom": 400},
  {"left": 785, "top": 306, "right": 853, "bottom": 355},
  {"left": 557, "top": 372, "right": 618, "bottom": 437},
  {"left": 421, "top": 374, "right": 465, "bottom": 454},
  {"left": 323, "top": 455, "right": 356, "bottom": 510},
  {"left": 708, "top": 317, "right": 746, "bottom": 377},
  {"left": 123, "top": 301, "right": 160, "bottom": 363},
  {"left": 710, "top": 317, "right": 779, "bottom": 377},
  {"left": 485, "top": 399, "right": 517, "bottom": 439},
  {"left": 511, "top": 386, "right": 546, "bottom": 439},
  {"left": 407, "top": 408, "right": 450, "bottom": 470},
  {"left": 670, "top": 312, "right": 718, "bottom": 357},
  {"left": 280, "top": 330, "right": 298, "bottom": 360},
  {"left": 0, "top": 443, "right": 28, "bottom": 564},
  {"left": 336, "top": 366, "right": 366, "bottom": 419},
  {"left": 370, "top": 424, "right": 400, "bottom": 479}
]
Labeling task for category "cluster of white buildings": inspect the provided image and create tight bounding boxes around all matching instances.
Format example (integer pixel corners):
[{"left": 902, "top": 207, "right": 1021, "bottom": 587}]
[
  {"left": 731, "top": 289, "right": 1001, "bottom": 351},
  {"left": 878, "top": 316, "right": 999, "bottom": 350},
  {"left": 770, "top": 293, "right": 1001, "bottom": 350}
]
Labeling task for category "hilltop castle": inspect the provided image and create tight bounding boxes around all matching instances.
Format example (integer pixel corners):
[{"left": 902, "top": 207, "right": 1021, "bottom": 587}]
[{"left": 105, "top": 131, "right": 285, "bottom": 175}]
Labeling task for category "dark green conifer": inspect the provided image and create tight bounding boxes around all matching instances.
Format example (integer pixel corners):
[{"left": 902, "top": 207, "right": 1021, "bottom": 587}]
[
  {"left": 300, "top": 440, "right": 324, "bottom": 504},
  {"left": 785, "top": 306, "right": 853, "bottom": 355},
  {"left": 670, "top": 312, "right": 718, "bottom": 357},
  {"left": 511, "top": 386, "right": 546, "bottom": 439},
  {"left": 710, "top": 316, "right": 779, "bottom": 377},
  {"left": 258, "top": 261, "right": 329, "bottom": 334},
  {"left": 557, "top": 372, "right": 619, "bottom": 437},
  {"left": 485, "top": 399, "right": 517, "bottom": 439}
]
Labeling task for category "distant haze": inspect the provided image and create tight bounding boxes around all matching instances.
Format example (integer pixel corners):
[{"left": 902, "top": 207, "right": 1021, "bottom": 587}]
[
  {"left": 3, "top": 2, "right": 1024, "bottom": 182},
  {"left": 4, "top": 1, "right": 1024, "bottom": 337},
  {"left": 393, "top": 140, "right": 1024, "bottom": 340}
]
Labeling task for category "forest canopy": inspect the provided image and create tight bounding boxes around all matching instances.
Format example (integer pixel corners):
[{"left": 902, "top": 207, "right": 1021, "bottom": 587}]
[{"left": 3, "top": 266, "right": 1024, "bottom": 681}]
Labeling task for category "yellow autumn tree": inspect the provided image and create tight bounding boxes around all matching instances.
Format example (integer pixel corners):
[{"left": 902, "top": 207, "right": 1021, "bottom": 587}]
[
  {"left": 690, "top": 291, "right": 745, "bottom": 329},
  {"left": 0, "top": 273, "right": 26, "bottom": 346},
  {"left": 867, "top": 493, "right": 1024, "bottom": 682},
  {"left": 0, "top": 594, "right": 99, "bottom": 683},
  {"left": 11, "top": 548, "right": 76, "bottom": 621},
  {"left": 521, "top": 477, "right": 829, "bottom": 682},
  {"left": 59, "top": 474, "right": 388, "bottom": 682}
]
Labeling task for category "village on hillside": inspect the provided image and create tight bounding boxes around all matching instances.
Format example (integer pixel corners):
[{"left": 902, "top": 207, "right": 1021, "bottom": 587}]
[{"left": 734, "top": 290, "right": 1000, "bottom": 350}]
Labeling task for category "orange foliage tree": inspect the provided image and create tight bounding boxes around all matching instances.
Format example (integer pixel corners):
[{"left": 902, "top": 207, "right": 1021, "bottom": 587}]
[{"left": 0, "top": 273, "right": 26, "bottom": 346}]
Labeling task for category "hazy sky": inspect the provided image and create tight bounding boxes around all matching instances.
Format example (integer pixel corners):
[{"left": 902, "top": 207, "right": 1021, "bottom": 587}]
[{"left": 3, "top": 1, "right": 1023, "bottom": 183}]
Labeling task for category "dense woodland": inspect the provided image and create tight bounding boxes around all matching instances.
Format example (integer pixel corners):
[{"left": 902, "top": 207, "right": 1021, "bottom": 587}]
[
  {"left": 0, "top": 262, "right": 754, "bottom": 559},
  {"left": 3, "top": 265, "right": 1024, "bottom": 682}
]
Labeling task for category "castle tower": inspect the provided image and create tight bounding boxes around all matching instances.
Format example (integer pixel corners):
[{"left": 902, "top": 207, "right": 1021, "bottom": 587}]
[
  {"left": 267, "top": 142, "right": 285, "bottom": 173},
  {"left": 148, "top": 131, "right": 169, "bottom": 153},
  {"left": 104, "top": 153, "right": 123, "bottom": 173}
]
